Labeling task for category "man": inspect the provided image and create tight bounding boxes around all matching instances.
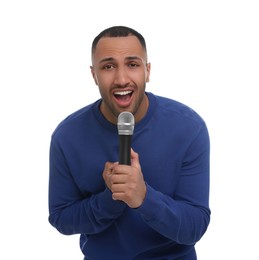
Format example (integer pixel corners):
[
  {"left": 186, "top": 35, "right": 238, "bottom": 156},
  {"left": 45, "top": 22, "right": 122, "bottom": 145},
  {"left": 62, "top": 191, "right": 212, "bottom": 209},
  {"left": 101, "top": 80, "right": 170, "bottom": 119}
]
[{"left": 48, "top": 26, "right": 210, "bottom": 259}]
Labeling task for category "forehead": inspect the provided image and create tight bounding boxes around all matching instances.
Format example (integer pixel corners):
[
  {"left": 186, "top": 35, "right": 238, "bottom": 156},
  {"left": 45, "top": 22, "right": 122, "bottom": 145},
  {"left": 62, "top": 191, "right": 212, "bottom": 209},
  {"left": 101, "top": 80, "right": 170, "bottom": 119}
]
[{"left": 93, "top": 36, "right": 146, "bottom": 62}]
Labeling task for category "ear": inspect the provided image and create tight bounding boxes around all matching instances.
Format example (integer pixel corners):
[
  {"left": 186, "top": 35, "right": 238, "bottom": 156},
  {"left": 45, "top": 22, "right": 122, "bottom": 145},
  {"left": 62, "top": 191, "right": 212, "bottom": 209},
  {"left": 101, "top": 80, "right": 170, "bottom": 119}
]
[
  {"left": 146, "top": 62, "right": 151, "bottom": 82},
  {"left": 90, "top": 66, "right": 98, "bottom": 85}
]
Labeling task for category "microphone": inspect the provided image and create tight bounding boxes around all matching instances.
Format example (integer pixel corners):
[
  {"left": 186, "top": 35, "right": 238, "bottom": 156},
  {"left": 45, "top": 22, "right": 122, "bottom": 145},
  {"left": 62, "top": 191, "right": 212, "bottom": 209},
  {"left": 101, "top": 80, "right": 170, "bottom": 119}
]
[{"left": 117, "top": 112, "right": 135, "bottom": 165}]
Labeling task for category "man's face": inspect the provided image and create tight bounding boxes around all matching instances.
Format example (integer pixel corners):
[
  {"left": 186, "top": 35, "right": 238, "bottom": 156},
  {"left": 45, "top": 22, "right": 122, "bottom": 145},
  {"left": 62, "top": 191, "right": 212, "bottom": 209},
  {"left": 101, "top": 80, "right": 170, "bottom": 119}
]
[{"left": 91, "top": 36, "right": 151, "bottom": 124}]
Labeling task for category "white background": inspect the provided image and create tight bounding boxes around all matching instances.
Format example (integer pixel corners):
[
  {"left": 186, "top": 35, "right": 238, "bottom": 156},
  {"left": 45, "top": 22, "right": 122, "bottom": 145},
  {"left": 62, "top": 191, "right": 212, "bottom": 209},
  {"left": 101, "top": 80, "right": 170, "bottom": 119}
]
[{"left": 1, "top": 0, "right": 258, "bottom": 259}]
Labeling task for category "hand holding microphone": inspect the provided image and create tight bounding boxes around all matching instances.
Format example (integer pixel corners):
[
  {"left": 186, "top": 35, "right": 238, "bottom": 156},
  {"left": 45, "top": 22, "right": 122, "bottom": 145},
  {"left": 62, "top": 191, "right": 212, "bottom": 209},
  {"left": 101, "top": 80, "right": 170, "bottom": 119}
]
[{"left": 102, "top": 112, "right": 146, "bottom": 208}]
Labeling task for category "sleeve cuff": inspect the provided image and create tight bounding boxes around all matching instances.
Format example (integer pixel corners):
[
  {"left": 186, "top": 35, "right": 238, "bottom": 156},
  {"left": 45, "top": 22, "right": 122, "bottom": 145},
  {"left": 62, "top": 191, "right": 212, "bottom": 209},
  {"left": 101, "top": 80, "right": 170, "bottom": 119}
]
[{"left": 98, "top": 188, "right": 127, "bottom": 216}]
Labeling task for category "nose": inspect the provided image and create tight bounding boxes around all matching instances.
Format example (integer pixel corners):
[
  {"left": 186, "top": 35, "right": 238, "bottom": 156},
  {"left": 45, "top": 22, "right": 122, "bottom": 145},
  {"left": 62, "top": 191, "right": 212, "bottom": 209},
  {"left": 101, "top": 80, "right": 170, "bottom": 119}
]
[{"left": 114, "top": 67, "right": 130, "bottom": 86}]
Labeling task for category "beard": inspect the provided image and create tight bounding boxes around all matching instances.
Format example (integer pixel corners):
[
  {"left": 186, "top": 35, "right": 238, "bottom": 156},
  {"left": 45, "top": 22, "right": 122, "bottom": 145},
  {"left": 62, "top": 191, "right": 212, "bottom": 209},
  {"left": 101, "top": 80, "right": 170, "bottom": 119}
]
[{"left": 99, "top": 83, "right": 147, "bottom": 124}]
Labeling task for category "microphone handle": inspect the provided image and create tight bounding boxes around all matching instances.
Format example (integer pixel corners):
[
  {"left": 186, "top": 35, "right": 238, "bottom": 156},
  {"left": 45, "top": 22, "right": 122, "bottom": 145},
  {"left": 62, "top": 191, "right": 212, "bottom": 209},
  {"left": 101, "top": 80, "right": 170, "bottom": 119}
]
[{"left": 119, "top": 135, "right": 131, "bottom": 165}]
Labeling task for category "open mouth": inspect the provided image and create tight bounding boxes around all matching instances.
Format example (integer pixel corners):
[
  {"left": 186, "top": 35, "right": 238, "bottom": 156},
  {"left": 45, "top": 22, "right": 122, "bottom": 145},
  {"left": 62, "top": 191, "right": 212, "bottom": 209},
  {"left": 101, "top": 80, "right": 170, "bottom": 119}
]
[{"left": 113, "top": 90, "right": 133, "bottom": 106}]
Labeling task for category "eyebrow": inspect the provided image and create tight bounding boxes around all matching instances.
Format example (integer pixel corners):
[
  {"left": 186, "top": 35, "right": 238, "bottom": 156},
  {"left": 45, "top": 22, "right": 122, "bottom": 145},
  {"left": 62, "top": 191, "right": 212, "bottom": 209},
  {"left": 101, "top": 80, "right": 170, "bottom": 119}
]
[{"left": 98, "top": 56, "right": 143, "bottom": 64}]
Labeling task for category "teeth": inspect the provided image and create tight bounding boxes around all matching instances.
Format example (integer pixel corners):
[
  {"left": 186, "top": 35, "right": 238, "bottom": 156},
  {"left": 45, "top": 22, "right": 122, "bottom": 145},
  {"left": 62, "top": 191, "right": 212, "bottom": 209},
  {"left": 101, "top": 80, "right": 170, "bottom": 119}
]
[{"left": 114, "top": 91, "right": 132, "bottom": 96}]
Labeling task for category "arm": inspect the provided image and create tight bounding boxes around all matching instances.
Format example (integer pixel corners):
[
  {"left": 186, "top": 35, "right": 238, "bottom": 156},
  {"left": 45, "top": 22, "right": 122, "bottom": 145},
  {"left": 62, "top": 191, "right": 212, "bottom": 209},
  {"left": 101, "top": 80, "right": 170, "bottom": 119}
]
[
  {"left": 137, "top": 124, "right": 210, "bottom": 245},
  {"left": 48, "top": 138, "right": 126, "bottom": 235}
]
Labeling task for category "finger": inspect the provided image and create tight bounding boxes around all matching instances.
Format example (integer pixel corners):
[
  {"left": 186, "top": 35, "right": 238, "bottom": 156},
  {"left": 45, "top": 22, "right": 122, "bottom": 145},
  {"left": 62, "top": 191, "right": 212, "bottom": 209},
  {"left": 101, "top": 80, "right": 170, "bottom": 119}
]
[
  {"left": 111, "top": 164, "right": 129, "bottom": 175},
  {"left": 111, "top": 183, "right": 126, "bottom": 193},
  {"left": 111, "top": 174, "right": 128, "bottom": 184},
  {"left": 104, "top": 162, "right": 118, "bottom": 174},
  {"left": 104, "top": 162, "right": 113, "bottom": 171},
  {"left": 112, "top": 192, "right": 125, "bottom": 201}
]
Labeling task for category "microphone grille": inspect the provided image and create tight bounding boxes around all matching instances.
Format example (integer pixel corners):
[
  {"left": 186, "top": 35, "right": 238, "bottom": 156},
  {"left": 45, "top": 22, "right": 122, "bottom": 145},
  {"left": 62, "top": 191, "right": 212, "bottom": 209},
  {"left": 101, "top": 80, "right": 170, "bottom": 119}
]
[{"left": 117, "top": 112, "right": 135, "bottom": 135}]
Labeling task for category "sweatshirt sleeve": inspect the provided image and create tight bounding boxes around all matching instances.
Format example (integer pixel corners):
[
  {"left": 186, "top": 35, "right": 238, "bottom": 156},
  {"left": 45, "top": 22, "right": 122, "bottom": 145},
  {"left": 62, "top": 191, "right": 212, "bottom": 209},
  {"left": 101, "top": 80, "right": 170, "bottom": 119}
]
[
  {"left": 136, "top": 123, "right": 210, "bottom": 245},
  {"left": 48, "top": 137, "right": 126, "bottom": 235}
]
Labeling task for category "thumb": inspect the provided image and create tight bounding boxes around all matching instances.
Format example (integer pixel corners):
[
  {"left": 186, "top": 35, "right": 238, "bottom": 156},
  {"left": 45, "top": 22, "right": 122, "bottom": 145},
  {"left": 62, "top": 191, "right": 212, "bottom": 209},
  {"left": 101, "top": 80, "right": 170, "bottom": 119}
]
[{"left": 131, "top": 148, "right": 141, "bottom": 169}]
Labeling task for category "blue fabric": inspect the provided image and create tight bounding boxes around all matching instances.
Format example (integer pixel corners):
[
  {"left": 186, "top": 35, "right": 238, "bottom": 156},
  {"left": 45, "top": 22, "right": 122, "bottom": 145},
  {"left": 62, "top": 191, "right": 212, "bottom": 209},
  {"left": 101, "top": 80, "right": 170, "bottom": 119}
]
[{"left": 49, "top": 92, "right": 210, "bottom": 259}]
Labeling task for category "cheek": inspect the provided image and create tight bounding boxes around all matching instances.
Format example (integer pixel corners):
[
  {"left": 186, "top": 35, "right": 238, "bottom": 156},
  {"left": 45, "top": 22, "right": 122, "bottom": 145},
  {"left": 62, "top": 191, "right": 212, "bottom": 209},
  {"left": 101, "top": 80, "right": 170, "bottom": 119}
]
[
  {"left": 96, "top": 73, "right": 114, "bottom": 86},
  {"left": 134, "top": 72, "right": 148, "bottom": 86},
  {"left": 129, "top": 69, "right": 143, "bottom": 81},
  {"left": 96, "top": 79, "right": 111, "bottom": 97}
]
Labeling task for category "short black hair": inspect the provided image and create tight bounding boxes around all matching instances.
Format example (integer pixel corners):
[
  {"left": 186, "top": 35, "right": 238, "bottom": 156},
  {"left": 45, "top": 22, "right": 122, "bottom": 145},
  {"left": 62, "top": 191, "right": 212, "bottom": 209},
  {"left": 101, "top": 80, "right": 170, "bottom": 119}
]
[{"left": 91, "top": 26, "right": 147, "bottom": 56}]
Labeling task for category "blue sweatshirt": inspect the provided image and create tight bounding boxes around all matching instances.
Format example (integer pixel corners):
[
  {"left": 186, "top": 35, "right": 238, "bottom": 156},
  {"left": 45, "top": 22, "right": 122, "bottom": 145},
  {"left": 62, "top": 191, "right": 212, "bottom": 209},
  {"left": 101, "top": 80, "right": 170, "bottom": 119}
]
[{"left": 49, "top": 92, "right": 210, "bottom": 259}]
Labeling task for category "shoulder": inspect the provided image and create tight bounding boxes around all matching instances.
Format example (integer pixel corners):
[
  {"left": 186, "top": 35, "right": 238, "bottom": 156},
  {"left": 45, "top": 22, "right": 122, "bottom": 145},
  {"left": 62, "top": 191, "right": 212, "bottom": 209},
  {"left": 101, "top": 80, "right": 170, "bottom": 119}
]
[
  {"left": 150, "top": 93, "right": 206, "bottom": 126},
  {"left": 149, "top": 93, "right": 209, "bottom": 144},
  {"left": 51, "top": 100, "right": 99, "bottom": 139}
]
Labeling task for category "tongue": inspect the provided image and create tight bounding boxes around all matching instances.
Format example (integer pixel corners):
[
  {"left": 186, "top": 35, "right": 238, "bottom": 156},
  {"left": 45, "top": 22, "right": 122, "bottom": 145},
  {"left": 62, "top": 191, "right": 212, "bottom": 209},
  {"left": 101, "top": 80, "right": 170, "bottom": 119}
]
[{"left": 115, "top": 93, "right": 131, "bottom": 106}]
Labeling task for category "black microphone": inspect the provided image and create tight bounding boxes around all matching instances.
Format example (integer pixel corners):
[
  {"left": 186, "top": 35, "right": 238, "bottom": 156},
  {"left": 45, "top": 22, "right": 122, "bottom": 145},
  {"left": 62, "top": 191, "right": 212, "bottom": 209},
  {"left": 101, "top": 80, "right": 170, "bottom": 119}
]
[{"left": 117, "top": 112, "right": 135, "bottom": 165}]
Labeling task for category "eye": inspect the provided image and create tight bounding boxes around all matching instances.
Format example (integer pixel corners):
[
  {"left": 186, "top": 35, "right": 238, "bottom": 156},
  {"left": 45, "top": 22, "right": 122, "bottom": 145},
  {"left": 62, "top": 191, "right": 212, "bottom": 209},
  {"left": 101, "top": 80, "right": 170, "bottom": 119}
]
[
  {"left": 103, "top": 64, "right": 115, "bottom": 70},
  {"left": 128, "top": 62, "right": 139, "bottom": 68}
]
